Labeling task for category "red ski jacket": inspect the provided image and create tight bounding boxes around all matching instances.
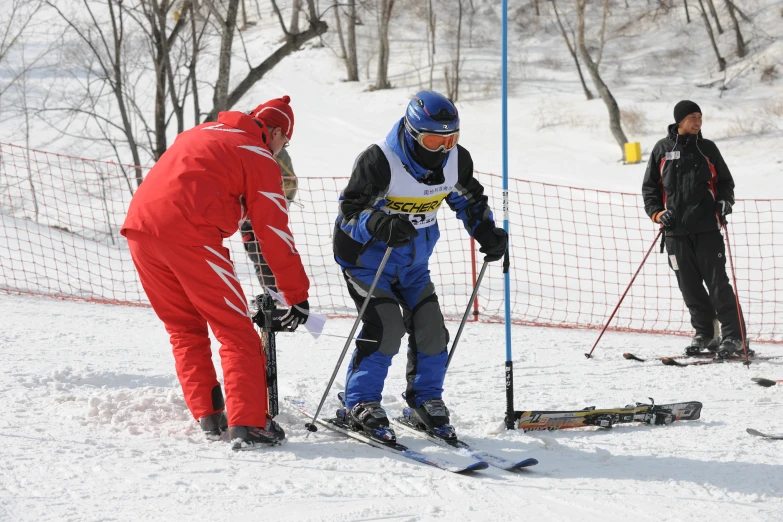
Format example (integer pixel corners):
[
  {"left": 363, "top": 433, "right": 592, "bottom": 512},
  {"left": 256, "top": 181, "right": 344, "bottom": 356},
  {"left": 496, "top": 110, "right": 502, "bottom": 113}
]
[{"left": 121, "top": 111, "right": 309, "bottom": 305}]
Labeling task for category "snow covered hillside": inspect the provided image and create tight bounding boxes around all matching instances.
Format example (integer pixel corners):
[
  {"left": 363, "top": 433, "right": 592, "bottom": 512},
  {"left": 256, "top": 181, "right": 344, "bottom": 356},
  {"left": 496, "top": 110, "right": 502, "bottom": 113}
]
[{"left": 1, "top": 294, "right": 782, "bottom": 521}]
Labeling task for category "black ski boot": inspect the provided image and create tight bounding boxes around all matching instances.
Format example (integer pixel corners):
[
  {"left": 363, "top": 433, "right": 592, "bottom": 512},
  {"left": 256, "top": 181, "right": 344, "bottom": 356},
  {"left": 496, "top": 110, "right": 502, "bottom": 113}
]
[
  {"left": 404, "top": 398, "right": 457, "bottom": 441},
  {"left": 229, "top": 417, "right": 286, "bottom": 450},
  {"left": 199, "top": 411, "right": 228, "bottom": 441},
  {"left": 336, "top": 394, "right": 396, "bottom": 443},
  {"left": 684, "top": 333, "right": 719, "bottom": 356},
  {"left": 717, "top": 338, "right": 753, "bottom": 359}
]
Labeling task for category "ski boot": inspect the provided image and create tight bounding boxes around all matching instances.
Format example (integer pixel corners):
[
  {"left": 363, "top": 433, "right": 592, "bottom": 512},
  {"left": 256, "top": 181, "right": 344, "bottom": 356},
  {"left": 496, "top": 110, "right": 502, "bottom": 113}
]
[
  {"left": 403, "top": 398, "right": 457, "bottom": 441},
  {"left": 229, "top": 416, "right": 286, "bottom": 451},
  {"left": 336, "top": 392, "right": 396, "bottom": 443},
  {"left": 716, "top": 338, "right": 753, "bottom": 359},
  {"left": 199, "top": 411, "right": 228, "bottom": 441},
  {"left": 684, "top": 333, "right": 719, "bottom": 356}
]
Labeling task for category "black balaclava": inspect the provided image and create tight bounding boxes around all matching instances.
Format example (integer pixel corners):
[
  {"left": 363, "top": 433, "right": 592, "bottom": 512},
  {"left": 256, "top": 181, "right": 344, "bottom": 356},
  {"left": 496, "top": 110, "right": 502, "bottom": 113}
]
[{"left": 410, "top": 140, "right": 449, "bottom": 171}]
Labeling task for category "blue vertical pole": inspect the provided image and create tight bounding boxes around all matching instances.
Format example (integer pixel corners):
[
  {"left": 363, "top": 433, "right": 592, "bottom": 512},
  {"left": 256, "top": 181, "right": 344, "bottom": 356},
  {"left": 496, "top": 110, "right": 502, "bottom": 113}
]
[{"left": 501, "top": 0, "right": 515, "bottom": 430}]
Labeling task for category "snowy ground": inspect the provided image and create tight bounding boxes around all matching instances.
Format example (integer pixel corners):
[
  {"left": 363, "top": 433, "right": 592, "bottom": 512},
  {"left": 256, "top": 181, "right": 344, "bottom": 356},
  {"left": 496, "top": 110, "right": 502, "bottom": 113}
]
[{"left": 1, "top": 293, "right": 782, "bottom": 522}]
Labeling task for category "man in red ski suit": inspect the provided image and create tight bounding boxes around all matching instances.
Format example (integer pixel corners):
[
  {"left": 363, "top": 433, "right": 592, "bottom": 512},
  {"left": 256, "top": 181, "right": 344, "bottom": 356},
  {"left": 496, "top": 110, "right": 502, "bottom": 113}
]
[{"left": 121, "top": 95, "right": 310, "bottom": 448}]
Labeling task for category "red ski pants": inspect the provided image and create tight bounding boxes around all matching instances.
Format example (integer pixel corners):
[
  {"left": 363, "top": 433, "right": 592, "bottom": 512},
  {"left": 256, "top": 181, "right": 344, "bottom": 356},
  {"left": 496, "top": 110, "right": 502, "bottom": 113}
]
[{"left": 126, "top": 230, "right": 268, "bottom": 427}]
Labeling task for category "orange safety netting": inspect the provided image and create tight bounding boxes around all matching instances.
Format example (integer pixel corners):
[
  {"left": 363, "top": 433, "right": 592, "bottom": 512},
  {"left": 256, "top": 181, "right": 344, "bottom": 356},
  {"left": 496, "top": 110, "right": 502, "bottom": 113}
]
[{"left": 1, "top": 142, "right": 781, "bottom": 343}]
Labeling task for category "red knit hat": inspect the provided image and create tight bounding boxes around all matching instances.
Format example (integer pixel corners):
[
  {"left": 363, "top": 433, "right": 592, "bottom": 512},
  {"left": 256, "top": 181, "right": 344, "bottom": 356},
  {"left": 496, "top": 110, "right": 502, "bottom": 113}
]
[{"left": 251, "top": 95, "right": 294, "bottom": 139}]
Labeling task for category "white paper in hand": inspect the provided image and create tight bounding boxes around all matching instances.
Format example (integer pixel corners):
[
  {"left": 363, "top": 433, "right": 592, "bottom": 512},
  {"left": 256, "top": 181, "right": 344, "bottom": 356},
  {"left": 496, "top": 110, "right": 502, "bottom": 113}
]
[{"left": 264, "top": 287, "right": 326, "bottom": 339}]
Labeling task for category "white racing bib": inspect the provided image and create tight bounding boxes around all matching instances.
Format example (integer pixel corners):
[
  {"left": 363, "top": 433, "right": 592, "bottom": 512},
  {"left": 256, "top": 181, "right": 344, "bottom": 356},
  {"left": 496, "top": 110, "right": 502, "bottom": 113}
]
[{"left": 376, "top": 139, "right": 458, "bottom": 229}]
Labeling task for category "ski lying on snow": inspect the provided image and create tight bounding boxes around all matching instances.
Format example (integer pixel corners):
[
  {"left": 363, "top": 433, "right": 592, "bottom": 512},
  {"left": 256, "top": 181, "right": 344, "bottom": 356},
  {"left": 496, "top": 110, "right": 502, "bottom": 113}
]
[
  {"left": 513, "top": 400, "right": 702, "bottom": 432},
  {"left": 623, "top": 351, "right": 716, "bottom": 362},
  {"left": 747, "top": 428, "right": 783, "bottom": 440},
  {"left": 661, "top": 355, "right": 780, "bottom": 367},
  {"left": 391, "top": 416, "right": 538, "bottom": 471},
  {"left": 284, "top": 397, "right": 488, "bottom": 474}
]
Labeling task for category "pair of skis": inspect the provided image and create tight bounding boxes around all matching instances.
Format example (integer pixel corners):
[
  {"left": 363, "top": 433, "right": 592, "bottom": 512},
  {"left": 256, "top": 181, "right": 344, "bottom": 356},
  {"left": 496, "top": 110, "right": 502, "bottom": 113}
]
[
  {"left": 514, "top": 399, "right": 702, "bottom": 432},
  {"left": 285, "top": 397, "right": 537, "bottom": 474},
  {"left": 623, "top": 351, "right": 782, "bottom": 367}
]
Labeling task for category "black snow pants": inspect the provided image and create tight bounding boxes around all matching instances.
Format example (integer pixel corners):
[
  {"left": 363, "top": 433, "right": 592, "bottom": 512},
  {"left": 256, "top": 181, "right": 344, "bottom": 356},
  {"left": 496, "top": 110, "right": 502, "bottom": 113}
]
[{"left": 664, "top": 230, "right": 746, "bottom": 341}]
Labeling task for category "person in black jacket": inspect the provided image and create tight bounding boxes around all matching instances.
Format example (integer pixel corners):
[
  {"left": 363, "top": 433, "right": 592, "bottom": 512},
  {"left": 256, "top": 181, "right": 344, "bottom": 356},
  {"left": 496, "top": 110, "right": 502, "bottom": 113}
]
[{"left": 642, "top": 100, "right": 747, "bottom": 357}]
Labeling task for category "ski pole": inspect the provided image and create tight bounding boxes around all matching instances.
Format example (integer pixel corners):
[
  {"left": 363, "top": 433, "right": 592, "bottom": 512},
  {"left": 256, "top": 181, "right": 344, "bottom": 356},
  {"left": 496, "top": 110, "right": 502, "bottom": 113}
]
[
  {"left": 585, "top": 229, "right": 663, "bottom": 359},
  {"left": 723, "top": 222, "right": 750, "bottom": 365},
  {"left": 256, "top": 292, "right": 279, "bottom": 417},
  {"left": 305, "top": 246, "right": 393, "bottom": 435},
  {"left": 446, "top": 260, "right": 489, "bottom": 369}
]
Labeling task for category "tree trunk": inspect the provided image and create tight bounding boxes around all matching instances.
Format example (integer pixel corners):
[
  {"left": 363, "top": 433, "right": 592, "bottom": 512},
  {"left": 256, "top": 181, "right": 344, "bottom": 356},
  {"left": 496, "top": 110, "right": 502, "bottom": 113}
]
[
  {"left": 452, "top": 0, "right": 462, "bottom": 101},
  {"left": 576, "top": 0, "right": 627, "bottom": 157},
  {"left": 346, "top": 0, "right": 359, "bottom": 81},
  {"left": 332, "top": 0, "right": 348, "bottom": 71},
  {"left": 534, "top": 0, "right": 540, "bottom": 16},
  {"left": 210, "top": 0, "right": 241, "bottom": 120},
  {"left": 697, "top": 0, "right": 726, "bottom": 71},
  {"left": 705, "top": 0, "right": 723, "bottom": 34},
  {"left": 189, "top": 6, "right": 201, "bottom": 125},
  {"left": 684, "top": 0, "right": 690, "bottom": 23},
  {"left": 374, "top": 0, "right": 395, "bottom": 90},
  {"left": 551, "top": 0, "right": 593, "bottom": 100},
  {"left": 289, "top": 0, "right": 302, "bottom": 34},
  {"left": 426, "top": 0, "right": 436, "bottom": 89},
  {"left": 106, "top": 0, "right": 144, "bottom": 184},
  {"left": 724, "top": 0, "right": 746, "bottom": 58}
]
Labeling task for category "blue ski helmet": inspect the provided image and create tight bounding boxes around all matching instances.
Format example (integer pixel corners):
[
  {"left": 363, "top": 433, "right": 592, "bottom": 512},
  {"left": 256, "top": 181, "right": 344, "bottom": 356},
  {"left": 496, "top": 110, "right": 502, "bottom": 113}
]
[{"left": 404, "top": 91, "right": 459, "bottom": 135}]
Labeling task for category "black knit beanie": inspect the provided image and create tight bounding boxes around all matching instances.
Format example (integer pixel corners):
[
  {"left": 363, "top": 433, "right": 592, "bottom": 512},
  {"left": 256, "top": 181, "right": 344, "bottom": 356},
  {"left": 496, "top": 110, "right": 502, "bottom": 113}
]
[{"left": 673, "top": 100, "right": 701, "bottom": 124}]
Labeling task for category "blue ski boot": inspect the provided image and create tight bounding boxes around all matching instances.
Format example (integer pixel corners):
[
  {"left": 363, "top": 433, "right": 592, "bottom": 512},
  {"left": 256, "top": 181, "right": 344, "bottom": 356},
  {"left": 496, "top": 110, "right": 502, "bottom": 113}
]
[
  {"left": 404, "top": 398, "right": 457, "bottom": 441},
  {"left": 336, "top": 392, "right": 396, "bottom": 443}
]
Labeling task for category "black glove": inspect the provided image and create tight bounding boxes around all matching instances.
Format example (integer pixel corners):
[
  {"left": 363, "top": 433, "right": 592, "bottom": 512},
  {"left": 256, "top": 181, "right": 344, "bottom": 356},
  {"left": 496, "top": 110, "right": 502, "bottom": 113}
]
[
  {"left": 274, "top": 299, "right": 309, "bottom": 332},
  {"left": 473, "top": 222, "right": 508, "bottom": 262},
  {"left": 367, "top": 212, "right": 419, "bottom": 248},
  {"left": 717, "top": 200, "right": 732, "bottom": 225},
  {"left": 657, "top": 209, "right": 675, "bottom": 229}
]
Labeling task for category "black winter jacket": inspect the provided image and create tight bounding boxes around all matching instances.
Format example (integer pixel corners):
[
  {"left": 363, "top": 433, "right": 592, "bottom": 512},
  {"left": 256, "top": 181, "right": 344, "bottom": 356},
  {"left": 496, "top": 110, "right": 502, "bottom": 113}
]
[{"left": 642, "top": 123, "right": 735, "bottom": 236}]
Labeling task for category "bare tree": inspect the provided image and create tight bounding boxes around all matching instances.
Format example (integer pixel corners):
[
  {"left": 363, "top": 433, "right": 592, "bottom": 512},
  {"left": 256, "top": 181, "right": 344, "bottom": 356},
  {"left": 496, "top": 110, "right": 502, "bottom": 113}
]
[
  {"left": 132, "top": 0, "right": 192, "bottom": 159},
  {"left": 426, "top": 0, "right": 436, "bottom": 89},
  {"left": 46, "top": 0, "right": 145, "bottom": 185},
  {"left": 683, "top": 0, "right": 691, "bottom": 23},
  {"left": 203, "top": 0, "right": 240, "bottom": 118},
  {"left": 575, "top": 0, "right": 628, "bottom": 157},
  {"left": 203, "top": 0, "right": 328, "bottom": 121},
  {"left": 724, "top": 0, "right": 746, "bottom": 58},
  {"left": 345, "top": 0, "right": 359, "bottom": 81},
  {"left": 289, "top": 0, "right": 303, "bottom": 34},
  {"left": 696, "top": 0, "right": 726, "bottom": 71},
  {"left": 373, "top": 0, "right": 395, "bottom": 90},
  {"left": 445, "top": 0, "right": 464, "bottom": 101},
  {"left": 705, "top": 0, "right": 723, "bottom": 34},
  {"left": 551, "top": 0, "right": 593, "bottom": 100}
]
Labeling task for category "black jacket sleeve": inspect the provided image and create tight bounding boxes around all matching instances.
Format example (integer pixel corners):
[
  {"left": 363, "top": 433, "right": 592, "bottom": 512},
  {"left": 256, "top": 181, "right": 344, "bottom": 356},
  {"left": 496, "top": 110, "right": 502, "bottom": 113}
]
[
  {"left": 445, "top": 145, "right": 493, "bottom": 234},
  {"left": 709, "top": 142, "right": 735, "bottom": 205},
  {"left": 642, "top": 141, "right": 666, "bottom": 220},
  {"left": 336, "top": 145, "right": 392, "bottom": 242}
]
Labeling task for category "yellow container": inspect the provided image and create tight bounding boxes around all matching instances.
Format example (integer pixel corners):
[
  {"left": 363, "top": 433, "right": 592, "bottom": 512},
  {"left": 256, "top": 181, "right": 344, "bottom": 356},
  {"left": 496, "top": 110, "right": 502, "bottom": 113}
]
[{"left": 625, "top": 142, "right": 642, "bottom": 164}]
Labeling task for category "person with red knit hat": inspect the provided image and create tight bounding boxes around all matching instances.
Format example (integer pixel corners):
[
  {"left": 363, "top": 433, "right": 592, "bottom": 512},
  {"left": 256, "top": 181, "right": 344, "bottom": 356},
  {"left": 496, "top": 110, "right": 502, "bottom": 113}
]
[{"left": 121, "top": 94, "right": 310, "bottom": 450}]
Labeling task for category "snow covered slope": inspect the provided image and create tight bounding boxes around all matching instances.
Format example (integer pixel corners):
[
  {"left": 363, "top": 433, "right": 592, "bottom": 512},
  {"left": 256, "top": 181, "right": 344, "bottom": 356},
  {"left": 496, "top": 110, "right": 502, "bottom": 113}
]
[{"left": 1, "top": 294, "right": 782, "bottom": 521}]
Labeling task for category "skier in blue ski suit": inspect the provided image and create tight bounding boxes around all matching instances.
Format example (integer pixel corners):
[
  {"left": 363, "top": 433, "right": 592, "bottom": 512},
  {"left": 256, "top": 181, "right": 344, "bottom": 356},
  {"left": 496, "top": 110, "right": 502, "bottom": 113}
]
[{"left": 332, "top": 91, "right": 507, "bottom": 440}]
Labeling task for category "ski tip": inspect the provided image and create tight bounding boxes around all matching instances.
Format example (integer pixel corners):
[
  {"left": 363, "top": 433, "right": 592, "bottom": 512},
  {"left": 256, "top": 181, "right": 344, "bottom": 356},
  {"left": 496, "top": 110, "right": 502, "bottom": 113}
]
[
  {"left": 512, "top": 458, "right": 539, "bottom": 469},
  {"left": 661, "top": 357, "right": 685, "bottom": 367},
  {"left": 460, "top": 461, "right": 490, "bottom": 473},
  {"left": 623, "top": 352, "right": 645, "bottom": 362},
  {"left": 751, "top": 377, "right": 778, "bottom": 387}
]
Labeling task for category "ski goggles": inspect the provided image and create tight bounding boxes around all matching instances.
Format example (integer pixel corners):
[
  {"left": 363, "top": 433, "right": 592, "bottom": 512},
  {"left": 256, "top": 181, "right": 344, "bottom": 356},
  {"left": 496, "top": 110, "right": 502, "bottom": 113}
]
[{"left": 405, "top": 120, "right": 460, "bottom": 152}]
